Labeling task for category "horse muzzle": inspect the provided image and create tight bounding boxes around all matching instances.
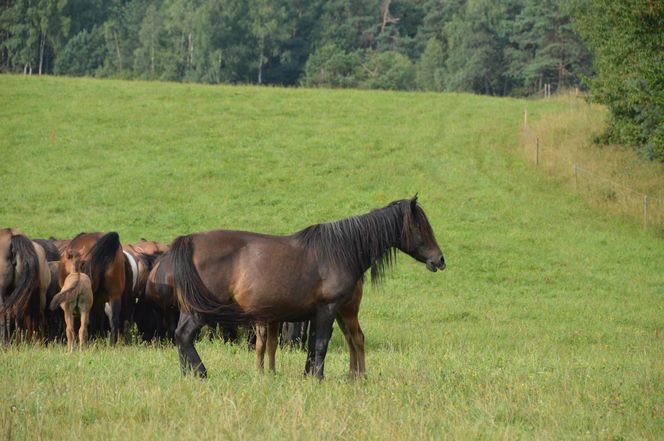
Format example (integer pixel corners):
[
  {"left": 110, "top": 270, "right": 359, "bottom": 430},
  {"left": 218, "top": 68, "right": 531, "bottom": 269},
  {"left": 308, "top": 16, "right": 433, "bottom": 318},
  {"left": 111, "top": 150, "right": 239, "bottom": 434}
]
[{"left": 426, "top": 256, "right": 446, "bottom": 273}]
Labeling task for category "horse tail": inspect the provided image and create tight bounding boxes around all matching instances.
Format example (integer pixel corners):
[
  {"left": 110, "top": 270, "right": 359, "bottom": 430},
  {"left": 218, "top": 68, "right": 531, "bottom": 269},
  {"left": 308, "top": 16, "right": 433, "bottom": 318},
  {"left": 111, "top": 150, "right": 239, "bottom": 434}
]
[
  {"left": 0, "top": 234, "right": 40, "bottom": 318},
  {"left": 49, "top": 286, "right": 78, "bottom": 311},
  {"left": 83, "top": 232, "right": 121, "bottom": 293},
  {"left": 169, "top": 235, "right": 247, "bottom": 325}
]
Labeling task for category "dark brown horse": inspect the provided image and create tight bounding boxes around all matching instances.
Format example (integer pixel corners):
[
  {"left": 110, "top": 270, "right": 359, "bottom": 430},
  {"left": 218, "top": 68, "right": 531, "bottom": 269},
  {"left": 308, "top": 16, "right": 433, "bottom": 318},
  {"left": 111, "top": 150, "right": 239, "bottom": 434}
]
[
  {"left": 118, "top": 241, "right": 168, "bottom": 341},
  {"left": 60, "top": 232, "right": 125, "bottom": 345},
  {"left": 143, "top": 253, "right": 179, "bottom": 341},
  {"left": 0, "top": 228, "right": 52, "bottom": 343},
  {"left": 169, "top": 196, "right": 446, "bottom": 379}
]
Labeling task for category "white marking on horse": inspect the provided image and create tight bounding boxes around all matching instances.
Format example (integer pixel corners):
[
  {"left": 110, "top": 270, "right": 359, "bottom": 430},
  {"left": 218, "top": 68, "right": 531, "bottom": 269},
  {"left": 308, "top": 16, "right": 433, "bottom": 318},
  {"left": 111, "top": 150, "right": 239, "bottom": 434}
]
[{"left": 123, "top": 250, "right": 138, "bottom": 291}]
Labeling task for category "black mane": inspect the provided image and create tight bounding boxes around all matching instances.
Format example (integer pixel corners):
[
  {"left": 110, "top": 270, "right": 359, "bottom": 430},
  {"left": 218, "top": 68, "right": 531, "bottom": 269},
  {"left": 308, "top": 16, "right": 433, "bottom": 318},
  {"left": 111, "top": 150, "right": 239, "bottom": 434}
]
[{"left": 294, "top": 201, "right": 410, "bottom": 285}]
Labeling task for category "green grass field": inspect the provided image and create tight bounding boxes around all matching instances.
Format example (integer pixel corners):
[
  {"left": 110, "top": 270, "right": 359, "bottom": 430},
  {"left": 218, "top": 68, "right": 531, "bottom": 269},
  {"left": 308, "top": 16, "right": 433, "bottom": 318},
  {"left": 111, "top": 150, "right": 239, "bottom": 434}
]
[{"left": 1, "top": 75, "right": 663, "bottom": 440}]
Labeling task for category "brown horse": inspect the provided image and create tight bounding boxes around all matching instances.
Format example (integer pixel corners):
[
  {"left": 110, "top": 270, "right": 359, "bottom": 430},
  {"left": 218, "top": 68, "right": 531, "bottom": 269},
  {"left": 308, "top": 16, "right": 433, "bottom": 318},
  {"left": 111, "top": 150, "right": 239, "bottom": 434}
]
[
  {"left": 60, "top": 232, "right": 125, "bottom": 345},
  {"left": 122, "top": 241, "right": 168, "bottom": 340},
  {"left": 143, "top": 254, "right": 179, "bottom": 341},
  {"left": 132, "top": 239, "right": 170, "bottom": 255},
  {"left": 49, "top": 250, "right": 93, "bottom": 352},
  {"left": 169, "top": 196, "right": 446, "bottom": 379},
  {"left": 0, "top": 228, "right": 52, "bottom": 343}
]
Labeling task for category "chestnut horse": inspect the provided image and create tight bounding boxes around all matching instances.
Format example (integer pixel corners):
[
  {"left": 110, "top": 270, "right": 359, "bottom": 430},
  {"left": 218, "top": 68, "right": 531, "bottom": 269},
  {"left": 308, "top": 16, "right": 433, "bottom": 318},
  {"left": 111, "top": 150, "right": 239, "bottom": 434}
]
[
  {"left": 60, "top": 232, "right": 125, "bottom": 345},
  {"left": 169, "top": 196, "right": 446, "bottom": 379},
  {"left": 0, "top": 228, "right": 52, "bottom": 343},
  {"left": 49, "top": 250, "right": 93, "bottom": 352}
]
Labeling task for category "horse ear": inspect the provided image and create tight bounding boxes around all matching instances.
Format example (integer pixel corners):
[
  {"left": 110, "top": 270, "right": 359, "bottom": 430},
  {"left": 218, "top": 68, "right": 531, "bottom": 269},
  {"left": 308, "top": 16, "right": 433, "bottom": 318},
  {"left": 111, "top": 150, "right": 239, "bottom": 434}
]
[{"left": 409, "top": 193, "right": 419, "bottom": 212}]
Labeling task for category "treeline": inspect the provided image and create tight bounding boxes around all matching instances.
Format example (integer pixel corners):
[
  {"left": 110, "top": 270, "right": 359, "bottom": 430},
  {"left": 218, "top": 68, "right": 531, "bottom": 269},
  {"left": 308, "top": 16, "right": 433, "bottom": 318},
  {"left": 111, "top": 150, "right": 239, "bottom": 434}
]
[
  {"left": 569, "top": 0, "right": 663, "bottom": 162},
  {"left": 0, "top": 0, "right": 592, "bottom": 96}
]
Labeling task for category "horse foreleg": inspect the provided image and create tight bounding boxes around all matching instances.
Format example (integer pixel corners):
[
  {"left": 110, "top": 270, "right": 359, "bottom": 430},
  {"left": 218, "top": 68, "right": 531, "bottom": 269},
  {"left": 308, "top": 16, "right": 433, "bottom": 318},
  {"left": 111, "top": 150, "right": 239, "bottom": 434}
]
[
  {"left": 267, "top": 322, "right": 280, "bottom": 373},
  {"left": 304, "top": 317, "right": 317, "bottom": 376},
  {"left": 255, "top": 323, "right": 267, "bottom": 373},
  {"left": 311, "top": 304, "right": 337, "bottom": 380},
  {"left": 175, "top": 312, "right": 206, "bottom": 378}
]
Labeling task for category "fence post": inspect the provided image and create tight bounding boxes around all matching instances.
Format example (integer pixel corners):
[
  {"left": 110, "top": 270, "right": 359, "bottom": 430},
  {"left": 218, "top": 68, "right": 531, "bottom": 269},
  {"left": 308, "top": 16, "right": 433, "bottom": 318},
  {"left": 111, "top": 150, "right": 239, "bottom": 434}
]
[
  {"left": 524, "top": 108, "right": 528, "bottom": 144},
  {"left": 643, "top": 195, "right": 649, "bottom": 228},
  {"left": 536, "top": 137, "right": 540, "bottom": 166}
]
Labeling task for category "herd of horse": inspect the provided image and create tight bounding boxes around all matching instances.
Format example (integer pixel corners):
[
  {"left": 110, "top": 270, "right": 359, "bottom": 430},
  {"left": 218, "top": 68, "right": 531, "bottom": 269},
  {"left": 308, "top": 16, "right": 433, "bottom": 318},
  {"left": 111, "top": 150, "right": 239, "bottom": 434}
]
[{"left": 0, "top": 196, "right": 445, "bottom": 379}]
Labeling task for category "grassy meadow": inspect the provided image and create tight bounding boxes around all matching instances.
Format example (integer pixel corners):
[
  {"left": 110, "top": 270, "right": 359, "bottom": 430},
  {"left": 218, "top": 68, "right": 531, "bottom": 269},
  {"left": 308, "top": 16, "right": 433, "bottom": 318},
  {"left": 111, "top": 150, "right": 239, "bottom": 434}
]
[{"left": 1, "top": 75, "right": 663, "bottom": 440}]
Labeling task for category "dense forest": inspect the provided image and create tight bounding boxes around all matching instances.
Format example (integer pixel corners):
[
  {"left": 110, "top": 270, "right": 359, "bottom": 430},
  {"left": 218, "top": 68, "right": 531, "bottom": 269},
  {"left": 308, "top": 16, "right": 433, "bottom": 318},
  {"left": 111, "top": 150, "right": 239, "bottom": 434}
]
[
  {"left": 0, "top": 0, "right": 661, "bottom": 160},
  {"left": 0, "top": 0, "right": 592, "bottom": 96}
]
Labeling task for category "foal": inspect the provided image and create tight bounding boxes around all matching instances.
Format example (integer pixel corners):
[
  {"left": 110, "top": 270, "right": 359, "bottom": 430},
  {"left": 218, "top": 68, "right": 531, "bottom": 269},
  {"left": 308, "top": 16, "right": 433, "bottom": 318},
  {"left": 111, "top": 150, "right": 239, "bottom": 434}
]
[{"left": 49, "top": 250, "right": 93, "bottom": 352}]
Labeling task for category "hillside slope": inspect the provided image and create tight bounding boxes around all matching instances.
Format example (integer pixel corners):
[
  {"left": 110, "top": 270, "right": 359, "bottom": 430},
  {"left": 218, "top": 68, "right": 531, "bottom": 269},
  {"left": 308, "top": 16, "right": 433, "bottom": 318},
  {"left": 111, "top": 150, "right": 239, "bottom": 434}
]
[{"left": 1, "top": 76, "right": 662, "bottom": 440}]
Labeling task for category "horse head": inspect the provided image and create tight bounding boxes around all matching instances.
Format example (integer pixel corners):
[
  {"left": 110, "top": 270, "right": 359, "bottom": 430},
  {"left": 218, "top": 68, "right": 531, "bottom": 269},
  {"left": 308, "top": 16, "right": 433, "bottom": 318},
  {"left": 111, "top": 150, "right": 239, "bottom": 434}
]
[{"left": 398, "top": 195, "right": 446, "bottom": 272}]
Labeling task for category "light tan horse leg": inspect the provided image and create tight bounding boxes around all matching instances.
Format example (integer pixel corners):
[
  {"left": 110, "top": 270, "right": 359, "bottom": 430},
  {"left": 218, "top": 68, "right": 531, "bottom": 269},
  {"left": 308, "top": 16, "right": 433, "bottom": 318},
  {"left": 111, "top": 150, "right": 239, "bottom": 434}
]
[
  {"left": 266, "top": 322, "right": 280, "bottom": 373},
  {"left": 79, "top": 309, "right": 90, "bottom": 351},
  {"left": 63, "top": 304, "right": 75, "bottom": 353},
  {"left": 255, "top": 323, "right": 267, "bottom": 373}
]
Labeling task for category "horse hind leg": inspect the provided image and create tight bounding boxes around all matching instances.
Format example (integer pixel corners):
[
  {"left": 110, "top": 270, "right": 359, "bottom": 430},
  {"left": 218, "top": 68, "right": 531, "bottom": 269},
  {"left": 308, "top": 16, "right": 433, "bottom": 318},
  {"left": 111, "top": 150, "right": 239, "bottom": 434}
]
[
  {"left": 175, "top": 312, "right": 206, "bottom": 378},
  {"left": 63, "top": 304, "right": 75, "bottom": 353},
  {"left": 79, "top": 307, "right": 90, "bottom": 351},
  {"left": 254, "top": 323, "right": 267, "bottom": 373},
  {"left": 336, "top": 316, "right": 358, "bottom": 378},
  {"left": 304, "top": 317, "right": 316, "bottom": 376},
  {"left": 337, "top": 312, "right": 366, "bottom": 379}
]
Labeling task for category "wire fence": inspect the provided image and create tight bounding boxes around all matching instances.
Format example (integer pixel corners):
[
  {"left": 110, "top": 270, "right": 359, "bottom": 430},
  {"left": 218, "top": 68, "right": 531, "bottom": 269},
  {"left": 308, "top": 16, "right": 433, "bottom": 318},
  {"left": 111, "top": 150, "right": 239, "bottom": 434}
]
[{"left": 523, "top": 108, "right": 664, "bottom": 231}]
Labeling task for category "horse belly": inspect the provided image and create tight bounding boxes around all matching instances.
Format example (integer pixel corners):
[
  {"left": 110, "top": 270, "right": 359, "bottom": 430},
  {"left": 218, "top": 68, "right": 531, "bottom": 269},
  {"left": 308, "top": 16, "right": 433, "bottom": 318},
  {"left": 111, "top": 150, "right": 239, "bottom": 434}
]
[{"left": 230, "top": 249, "right": 319, "bottom": 320}]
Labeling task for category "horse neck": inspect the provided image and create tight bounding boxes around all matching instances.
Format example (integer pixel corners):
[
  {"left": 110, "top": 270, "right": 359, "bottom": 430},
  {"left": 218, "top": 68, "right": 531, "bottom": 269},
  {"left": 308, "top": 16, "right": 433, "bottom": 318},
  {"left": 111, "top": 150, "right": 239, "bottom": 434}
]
[{"left": 295, "top": 204, "right": 404, "bottom": 282}]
